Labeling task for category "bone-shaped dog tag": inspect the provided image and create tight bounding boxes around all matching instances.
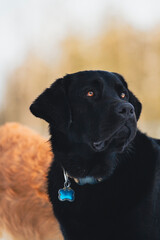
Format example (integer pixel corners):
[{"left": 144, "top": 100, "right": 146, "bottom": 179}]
[
  {"left": 58, "top": 187, "right": 75, "bottom": 202},
  {"left": 58, "top": 169, "right": 75, "bottom": 202}
]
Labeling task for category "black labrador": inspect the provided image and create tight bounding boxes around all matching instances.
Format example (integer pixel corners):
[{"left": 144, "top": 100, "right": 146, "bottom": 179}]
[{"left": 30, "top": 71, "right": 160, "bottom": 240}]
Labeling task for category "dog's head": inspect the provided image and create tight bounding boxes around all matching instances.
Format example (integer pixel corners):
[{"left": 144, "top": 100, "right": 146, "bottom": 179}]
[{"left": 30, "top": 71, "right": 141, "bottom": 179}]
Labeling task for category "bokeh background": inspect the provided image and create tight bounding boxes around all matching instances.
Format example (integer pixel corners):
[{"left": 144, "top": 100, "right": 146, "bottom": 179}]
[{"left": 0, "top": 0, "right": 160, "bottom": 138}]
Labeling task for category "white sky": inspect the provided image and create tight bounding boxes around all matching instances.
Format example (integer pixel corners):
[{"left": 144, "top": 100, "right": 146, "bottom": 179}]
[{"left": 0, "top": 0, "right": 160, "bottom": 107}]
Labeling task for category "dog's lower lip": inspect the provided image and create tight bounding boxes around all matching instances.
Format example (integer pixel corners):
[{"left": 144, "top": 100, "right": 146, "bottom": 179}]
[{"left": 93, "top": 140, "right": 105, "bottom": 151}]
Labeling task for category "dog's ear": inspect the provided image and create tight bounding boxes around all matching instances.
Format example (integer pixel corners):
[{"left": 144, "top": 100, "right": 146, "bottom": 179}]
[
  {"left": 112, "top": 72, "right": 142, "bottom": 120},
  {"left": 30, "top": 77, "right": 71, "bottom": 133}
]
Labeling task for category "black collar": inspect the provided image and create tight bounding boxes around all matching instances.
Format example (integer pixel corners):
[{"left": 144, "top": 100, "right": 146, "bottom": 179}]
[
  {"left": 72, "top": 175, "right": 107, "bottom": 185},
  {"left": 62, "top": 168, "right": 107, "bottom": 186}
]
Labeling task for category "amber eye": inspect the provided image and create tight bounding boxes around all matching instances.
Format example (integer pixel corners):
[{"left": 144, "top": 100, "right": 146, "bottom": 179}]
[
  {"left": 87, "top": 91, "right": 94, "bottom": 97},
  {"left": 121, "top": 92, "right": 126, "bottom": 99}
]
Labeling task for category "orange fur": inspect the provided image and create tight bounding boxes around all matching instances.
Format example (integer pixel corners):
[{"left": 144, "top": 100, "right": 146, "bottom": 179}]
[{"left": 0, "top": 123, "right": 63, "bottom": 240}]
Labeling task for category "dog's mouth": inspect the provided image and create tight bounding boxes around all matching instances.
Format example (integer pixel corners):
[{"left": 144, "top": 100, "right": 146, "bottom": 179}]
[{"left": 92, "top": 125, "right": 134, "bottom": 152}]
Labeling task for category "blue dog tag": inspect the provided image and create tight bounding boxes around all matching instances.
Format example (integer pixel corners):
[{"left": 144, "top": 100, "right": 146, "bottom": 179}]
[{"left": 58, "top": 187, "right": 75, "bottom": 202}]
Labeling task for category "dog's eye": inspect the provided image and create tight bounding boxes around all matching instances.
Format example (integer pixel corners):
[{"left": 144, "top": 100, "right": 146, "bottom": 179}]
[
  {"left": 120, "top": 92, "right": 126, "bottom": 99},
  {"left": 87, "top": 91, "right": 94, "bottom": 97}
]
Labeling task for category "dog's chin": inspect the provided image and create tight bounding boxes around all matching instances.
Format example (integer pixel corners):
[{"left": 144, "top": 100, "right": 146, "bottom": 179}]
[{"left": 91, "top": 125, "right": 136, "bottom": 153}]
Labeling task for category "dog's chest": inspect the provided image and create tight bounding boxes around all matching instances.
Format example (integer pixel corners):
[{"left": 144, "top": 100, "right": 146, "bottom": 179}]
[
  {"left": 57, "top": 202, "right": 156, "bottom": 240},
  {"left": 53, "top": 181, "right": 158, "bottom": 240}
]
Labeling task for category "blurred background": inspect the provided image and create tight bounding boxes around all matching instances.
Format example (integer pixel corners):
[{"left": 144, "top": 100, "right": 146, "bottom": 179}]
[{"left": 0, "top": 0, "right": 160, "bottom": 138}]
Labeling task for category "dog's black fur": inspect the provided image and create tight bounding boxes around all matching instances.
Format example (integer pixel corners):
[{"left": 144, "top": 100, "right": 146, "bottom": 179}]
[{"left": 30, "top": 71, "right": 160, "bottom": 240}]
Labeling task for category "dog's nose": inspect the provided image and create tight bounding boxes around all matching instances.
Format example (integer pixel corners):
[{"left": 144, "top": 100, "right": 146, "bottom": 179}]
[{"left": 116, "top": 103, "right": 135, "bottom": 119}]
